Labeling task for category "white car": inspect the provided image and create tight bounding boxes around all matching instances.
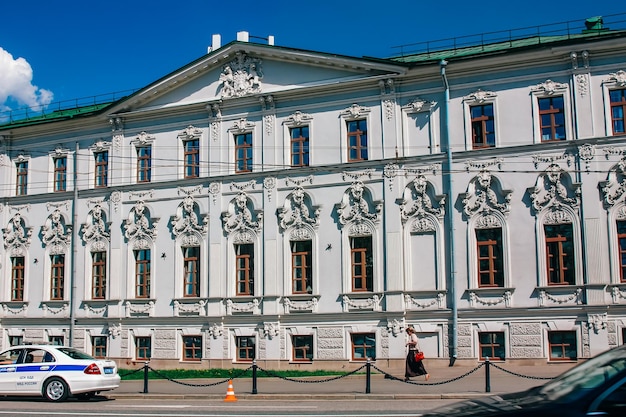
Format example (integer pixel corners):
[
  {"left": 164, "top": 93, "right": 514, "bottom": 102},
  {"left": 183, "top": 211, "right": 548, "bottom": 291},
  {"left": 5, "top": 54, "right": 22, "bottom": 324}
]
[{"left": 0, "top": 344, "right": 121, "bottom": 401}]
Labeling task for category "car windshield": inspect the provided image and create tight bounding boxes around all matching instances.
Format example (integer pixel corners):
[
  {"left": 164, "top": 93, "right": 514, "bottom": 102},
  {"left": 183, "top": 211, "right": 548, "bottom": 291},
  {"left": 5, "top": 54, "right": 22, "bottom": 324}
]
[
  {"left": 56, "top": 347, "right": 96, "bottom": 360},
  {"left": 539, "top": 345, "right": 626, "bottom": 401}
]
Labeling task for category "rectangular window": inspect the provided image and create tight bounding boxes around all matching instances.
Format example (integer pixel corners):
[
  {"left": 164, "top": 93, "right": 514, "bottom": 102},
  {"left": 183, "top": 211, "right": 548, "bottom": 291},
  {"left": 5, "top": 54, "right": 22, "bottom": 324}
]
[
  {"left": 49, "top": 336, "right": 64, "bottom": 346},
  {"left": 50, "top": 254, "right": 65, "bottom": 300},
  {"left": 184, "top": 139, "right": 199, "bottom": 179},
  {"left": 134, "top": 249, "right": 151, "bottom": 298},
  {"left": 610, "top": 89, "right": 626, "bottom": 135},
  {"left": 235, "top": 133, "right": 253, "bottom": 173},
  {"left": 135, "top": 336, "right": 151, "bottom": 360},
  {"left": 11, "top": 256, "right": 25, "bottom": 301},
  {"left": 618, "top": 221, "right": 626, "bottom": 283},
  {"left": 291, "top": 240, "right": 312, "bottom": 294},
  {"left": 9, "top": 336, "right": 23, "bottom": 346},
  {"left": 236, "top": 336, "right": 255, "bottom": 362},
  {"left": 92, "top": 336, "right": 107, "bottom": 359},
  {"left": 476, "top": 228, "right": 504, "bottom": 287},
  {"left": 290, "top": 126, "right": 309, "bottom": 167},
  {"left": 471, "top": 104, "right": 495, "bottom": 148},
  {"left": 350, "top": 236, "right": 373, "bottom": 292},
  {"left": 53, "top": 157, "right": 67, "bottom": 192},
  {"left": 16, "top": 161, "right": 28, "bottom": 195},
  {"left": 137, "top": 146, "right": 152, "bottom": 183},
  {"left": 548, "top": 331, "right": 577, "bottom": 361},
  {"left": 183, "top": 246, "right": 200, "bottom": 297},
  {"left": 545, "top": 224, "right": 575, "bottom": 285},
  {"left": 182, "top": 336, "right": 202, "bottom": 361},
  {"left": 479, "top": 332, "right": 505, "bottom": 360},
  {"left": 235, "top": 244, "right": 254, "bottom": 296},
  {"left": 351, "top": 333, "right": 376, "bottom": 361},
  {"left": 91, "top": 251, "right": 107, "bottom": 299},
  {"left": 538, "top": 96, "right": 566, "bottom": 141},
  {"left": 292, "top": 335, "right": 313, "bottom": 362},
  {"left": 94, "top": 151, "right": 108, "bottom": 188},
  {"left": 347, "top": 119, "right": 368, "bottom": 162}
]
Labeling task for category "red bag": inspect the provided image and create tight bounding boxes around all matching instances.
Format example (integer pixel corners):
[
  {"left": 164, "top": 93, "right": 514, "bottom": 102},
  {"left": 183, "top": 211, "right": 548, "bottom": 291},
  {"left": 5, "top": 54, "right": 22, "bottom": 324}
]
[{"left": 414, "top": 351, "right": 424, "bottom": 361}]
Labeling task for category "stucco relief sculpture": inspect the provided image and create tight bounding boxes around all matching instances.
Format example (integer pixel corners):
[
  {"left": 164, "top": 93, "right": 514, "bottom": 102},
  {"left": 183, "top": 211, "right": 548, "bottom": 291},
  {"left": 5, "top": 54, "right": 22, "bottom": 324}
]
[
  {"left": 2, "top": 212, "right": 33, "bottom": 255},
  {"left": 337, "top": 181, "right": 381, "bottom": 227},
  {"left": 278, "top": 186, "right": 320, "bottom": 232},
  {"left": 528, "top": 164, "right": 580, "bottom": 212},
  {"left": 172, "top": 195, "right": 208, "bottom": 238},
  {"left": 400, "top": 175, "right": 445, "bottom": 225},
  {"left": 601, "top": 157, "right": 626, "bottom": 207},
  {"left": 81, "top": 204, "right": 110, "bottom": 246},
  {"left": 124, "top": 201, "right": 159, "bottom": 247},
  {"left": 462, "top": 170, "right": 512, "bottom": 217},
  {"left": 41, "top": 209, "right": 72, "bottom": 254},
  {"left": 219, "top": 52, "right": 263, "bottom": 98},
  {"left": 222, "top": 192, "right": 263, "bottom": 236}
]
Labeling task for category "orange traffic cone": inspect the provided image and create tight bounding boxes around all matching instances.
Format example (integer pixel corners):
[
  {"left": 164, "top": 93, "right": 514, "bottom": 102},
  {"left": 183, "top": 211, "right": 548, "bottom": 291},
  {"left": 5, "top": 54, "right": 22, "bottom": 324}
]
[{"left": 224, "top": 379, "right": 237, "bottom": 402}]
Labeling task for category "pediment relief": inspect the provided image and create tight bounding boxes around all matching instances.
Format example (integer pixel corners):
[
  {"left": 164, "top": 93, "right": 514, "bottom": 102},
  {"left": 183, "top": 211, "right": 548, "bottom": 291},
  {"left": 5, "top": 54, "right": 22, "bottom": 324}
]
[
  {"left": 2, "top": 212, "right": 32, "bottom": 253},
  {"left": 462, "top": 170, "right": 512, "bottom": 217},
  {"left": 41, "top": 209, "right": 72, "bottom": 252},
  {"left": 222, "top": 192, "right": 263, "bottom": 235},
  {"left": 124, "top": 201, "right": 159, "bottom": 243},
  {"left": 601, "top": 156, "right": 626, "bottom": 207},
  {"left": 400, "top": 175, "right": 445, "bottom": 224},
  {"left": 278, "top": 186, "right": 320, "bottom": 232},
  {"left": 528, "top": 164, "right": 580, "bottom": 213},
  {"left": 171, "top": 195, "right": 209, "bottom": 238},
  {"left": 337, "top": 181, "right": 381, "bottom": 227}
]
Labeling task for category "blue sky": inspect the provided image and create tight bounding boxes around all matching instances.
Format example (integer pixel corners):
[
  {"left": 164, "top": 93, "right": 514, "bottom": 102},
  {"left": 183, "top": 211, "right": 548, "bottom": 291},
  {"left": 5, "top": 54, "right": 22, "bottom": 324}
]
[{"left": 0, "top": 0, "right": 619, "bottom": 115}]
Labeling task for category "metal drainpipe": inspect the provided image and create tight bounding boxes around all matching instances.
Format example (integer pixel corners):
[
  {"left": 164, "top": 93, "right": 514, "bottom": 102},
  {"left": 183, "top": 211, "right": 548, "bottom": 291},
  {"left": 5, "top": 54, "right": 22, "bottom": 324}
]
[
  {"left": 69, "top": 141, "right": 78, "bottom": 346},
  {"left": 440, "top": 60, "right": 457, "bottom": 366}
]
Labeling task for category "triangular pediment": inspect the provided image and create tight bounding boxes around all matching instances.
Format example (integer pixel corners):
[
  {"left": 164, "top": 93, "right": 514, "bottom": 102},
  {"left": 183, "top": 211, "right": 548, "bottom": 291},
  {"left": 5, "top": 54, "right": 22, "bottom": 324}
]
[{"left": 106, "top": 42, "right": 407, "bottom": 114}]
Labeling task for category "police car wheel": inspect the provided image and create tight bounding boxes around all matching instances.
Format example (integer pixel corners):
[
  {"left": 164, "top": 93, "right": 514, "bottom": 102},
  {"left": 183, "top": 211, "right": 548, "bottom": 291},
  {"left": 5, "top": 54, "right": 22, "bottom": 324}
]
[{"left": 43, "top": 377, "right": 69, "bottom": 402}]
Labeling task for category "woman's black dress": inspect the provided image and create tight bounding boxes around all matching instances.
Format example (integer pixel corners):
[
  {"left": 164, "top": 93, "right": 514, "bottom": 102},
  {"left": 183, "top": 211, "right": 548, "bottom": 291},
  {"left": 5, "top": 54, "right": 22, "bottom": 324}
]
[{"left": 405, "top": 350, "right": 428, "bottom": 378}]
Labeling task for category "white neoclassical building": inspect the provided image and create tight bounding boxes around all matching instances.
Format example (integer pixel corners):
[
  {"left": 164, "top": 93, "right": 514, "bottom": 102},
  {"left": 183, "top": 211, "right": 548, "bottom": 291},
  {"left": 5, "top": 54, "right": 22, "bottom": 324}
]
[{"left": 1, "top": 16, "right": 626, "bottom": 369}]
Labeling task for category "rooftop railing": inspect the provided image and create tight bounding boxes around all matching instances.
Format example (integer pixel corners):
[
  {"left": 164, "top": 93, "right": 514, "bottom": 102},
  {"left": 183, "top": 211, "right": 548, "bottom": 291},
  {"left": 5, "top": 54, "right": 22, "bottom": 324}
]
[{"left": 390, "top": 12, "right": 626, "bottom": 58}]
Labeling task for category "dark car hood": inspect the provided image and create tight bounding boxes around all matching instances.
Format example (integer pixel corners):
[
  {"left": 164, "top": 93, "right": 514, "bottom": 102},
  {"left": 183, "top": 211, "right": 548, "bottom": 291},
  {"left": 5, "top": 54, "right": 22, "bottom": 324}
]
[{"left": 423, "top": 389, "right": 553, "bottom": 417}]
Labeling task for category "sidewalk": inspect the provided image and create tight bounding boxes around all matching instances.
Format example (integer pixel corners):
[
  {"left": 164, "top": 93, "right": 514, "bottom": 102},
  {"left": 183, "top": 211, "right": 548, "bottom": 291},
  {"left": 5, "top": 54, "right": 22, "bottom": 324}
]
[{"left": 106, "top": 362, "right": 574, "bottom": 400}]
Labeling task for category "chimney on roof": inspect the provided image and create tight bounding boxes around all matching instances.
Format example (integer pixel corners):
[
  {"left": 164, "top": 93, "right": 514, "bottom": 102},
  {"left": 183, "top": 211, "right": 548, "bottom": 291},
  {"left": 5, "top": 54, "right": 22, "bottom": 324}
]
[
  {"left": 237, "top": 31, "right": 249, "bottom": 42},
  {"left": 208, "top": 34, "right": 221, "bottom": 53}
]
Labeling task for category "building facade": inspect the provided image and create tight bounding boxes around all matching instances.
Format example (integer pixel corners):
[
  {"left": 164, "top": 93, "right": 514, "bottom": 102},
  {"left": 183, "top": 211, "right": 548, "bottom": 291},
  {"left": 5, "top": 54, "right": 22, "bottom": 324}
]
[{"left": 1, "top": 18, "right": 626, "bottom": 369}]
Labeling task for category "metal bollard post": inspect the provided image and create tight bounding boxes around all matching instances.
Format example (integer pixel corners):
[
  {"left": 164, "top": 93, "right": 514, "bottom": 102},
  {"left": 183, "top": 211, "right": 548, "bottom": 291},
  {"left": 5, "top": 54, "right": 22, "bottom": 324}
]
[
  {"left": 485, "top": 357, "right": 491, "bottom": 393},
  {"left": 143, "top": 362, "right": 149, "bottom": 394},
  {"left": 252, "top": 360, "right": 258, "bottom": 395},
  {"left": 365, "top": 358, "right": 371, "bottom": 394}
]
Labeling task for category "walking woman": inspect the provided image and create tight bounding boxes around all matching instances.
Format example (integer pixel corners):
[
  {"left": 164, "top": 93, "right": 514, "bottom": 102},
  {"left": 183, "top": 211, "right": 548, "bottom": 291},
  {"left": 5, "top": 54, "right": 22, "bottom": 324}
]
[{"left": 405, "top": 326, "right": 429, "bottom": 381}]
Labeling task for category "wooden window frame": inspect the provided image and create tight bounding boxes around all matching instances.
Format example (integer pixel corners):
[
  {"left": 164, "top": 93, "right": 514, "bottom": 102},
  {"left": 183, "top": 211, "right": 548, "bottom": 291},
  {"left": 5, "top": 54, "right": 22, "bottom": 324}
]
[
  {"left": 16, "top": 161, "right": 28, "bottom": 195},
  {"left": 545, "top": 224, "right": 575, "bottom": 285},
  {"left": 236, "top": 336, "right": 255, "bottom": 362},
  {"left": 183, "top": 246, "right": 200, "bottom": 297},
  {"left": 135, "top": 336, "right": 151, "bottom": 360},
  {"left": 53, "top": 156, "right": 67, "bottom": 192},
  {"left": 470, "top": 104, "right": 495, "bottom": 149},
  {"left": 290, "top": 126, "right": 309, "bottom": 167},
  {"left": 350, "top": 236, "right": 373, "bottom": 292},
  {"left": 291, "top": 240, "right": 312, "bottom": 294},
  {"left": 91, "top": 251, "right": 107, "bottom": 299},
  {"left": 478, "top": 332, "right": 505, "bottom": 360},
  {"left": 136, "top": 146, "right": 152, "bottom": 183},
  {"left": 610, "top": 89, "right": 626, "bottom": 135},
  {"left": 182, "top": 335, "right": 202, "bottom": 362},
  {"left": 11, "top": 256, "right": 25, "bottom": 302},
  {"left": 538, "top": 96, "right": 566, "bottom": 141},
  {"left": 618, "top": 220, "right": 626, "bottom": 283},
  {"left": 92, "top": 336, "right": 107, "bottom": 359},
  {"left": 235, "top": 244, "right": 254, "bottom": 296},
  {"left": 94, "top": 151, "right": 108, "bottom": 188},
  {"left": 292, "top": 335, "right": 313, "bottom": 362},
  {"left": 184, "top": 139, "right": 199, "bottom": 179},
  {"left": 235, "top": 132, "right": 253, "bottom": 173},
  {"left": 347, "top": 119, "right": 368, "bottom": 162},
  {"left": 476, "top": 228, "right": 504, "bottom": 287},
  {"left": 50, "top": 254, "right": 65, "bottom": 300},
  {"left": 548, "top": 331, "right": 577, "bottom": 361},
  {"left": 134, "top": 249, "right": 151, "bottom": 298},
  {"left": 350, "top": 333, "right": 376, "bottom": 361}
]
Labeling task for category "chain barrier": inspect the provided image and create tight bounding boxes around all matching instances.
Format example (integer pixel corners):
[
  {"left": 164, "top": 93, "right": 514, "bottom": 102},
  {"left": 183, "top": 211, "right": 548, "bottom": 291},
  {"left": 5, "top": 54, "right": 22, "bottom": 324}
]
[
  {"left": 489, "top": 362, "right": 555, "bottom": 380},
  {"left": 371, "top": 362, "right": 485, "bottom": 386},
  {"left": 256, "top": 364, "right": 367, "bottom": 383},
  {"left": 126, "top": 365, "right": 254, "bottom": 388},
  {"left": 117, "top": 367, "right": 144, "bottom": 378}
]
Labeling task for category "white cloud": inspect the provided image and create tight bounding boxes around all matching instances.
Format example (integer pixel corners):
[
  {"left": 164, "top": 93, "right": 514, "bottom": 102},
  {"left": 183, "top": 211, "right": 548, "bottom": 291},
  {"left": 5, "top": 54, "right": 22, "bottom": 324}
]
[{"left": 0, "top": 47, "right": 53, "bottom": 112}]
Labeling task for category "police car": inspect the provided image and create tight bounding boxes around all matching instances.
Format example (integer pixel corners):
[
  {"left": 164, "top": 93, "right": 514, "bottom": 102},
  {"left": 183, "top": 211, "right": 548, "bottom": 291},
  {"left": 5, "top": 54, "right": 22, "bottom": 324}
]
[{"left": 0, "top": 344, "right": 120, "bottom": 401}]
